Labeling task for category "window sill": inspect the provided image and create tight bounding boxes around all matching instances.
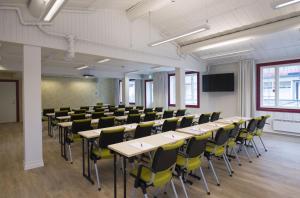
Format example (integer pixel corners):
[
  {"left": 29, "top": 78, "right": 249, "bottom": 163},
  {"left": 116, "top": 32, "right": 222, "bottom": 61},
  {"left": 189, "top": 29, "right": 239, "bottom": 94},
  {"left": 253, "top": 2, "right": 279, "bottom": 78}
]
[{"left": 257, "top": 107, "right": 300, "bottom": 113}]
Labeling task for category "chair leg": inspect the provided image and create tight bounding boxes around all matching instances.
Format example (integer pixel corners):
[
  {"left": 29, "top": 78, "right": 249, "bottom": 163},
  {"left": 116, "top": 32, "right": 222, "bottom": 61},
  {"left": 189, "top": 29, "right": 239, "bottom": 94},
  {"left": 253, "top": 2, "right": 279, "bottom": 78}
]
[
  {"left": 179, "top": 175, "right": 189, "bottom": 198},
  {"left": 170, "top": 179, "right": 179, "bottom": 198},
  {"left": 208, "top": 159, "right": 220, "bottom": 186},
  {"left": 199, "top": 167, "right": 210, "bottom": 195},
  {"left": 242, "top": 144, "right": 252, "bottom": 163},
  {"left": 259, "top": 136, "right": 268, "bottom": 152},
  {"left": 224, "top": 154, "right": 234, "bottom": 174},
  {"left": 68, "top": 144, "right": 73, "bottom": 164},
  {"left": 222, "top": 154, "right": 232, "bottom": 177},
  {"left": 130, "top": 187, "right": 137, "bottom": 198},
  {"left": 253, "top": 139, "right": 261, "bottom": 156},
  {"left": 232, "top": 147, "right": 242, "bottom": 166},
  {"left": 250, "top": 140, "right": 260, "bottom": 158},
  {"left": 94, "top": 161, "right": 101, "bottom": 191}
]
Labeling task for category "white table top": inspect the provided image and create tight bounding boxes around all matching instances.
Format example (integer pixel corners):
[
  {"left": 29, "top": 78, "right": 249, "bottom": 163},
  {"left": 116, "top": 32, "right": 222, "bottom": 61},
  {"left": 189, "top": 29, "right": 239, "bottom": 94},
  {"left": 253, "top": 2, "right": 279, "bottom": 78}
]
[{"left": 215, "top": 116, "right": 252, "bottom": 124}]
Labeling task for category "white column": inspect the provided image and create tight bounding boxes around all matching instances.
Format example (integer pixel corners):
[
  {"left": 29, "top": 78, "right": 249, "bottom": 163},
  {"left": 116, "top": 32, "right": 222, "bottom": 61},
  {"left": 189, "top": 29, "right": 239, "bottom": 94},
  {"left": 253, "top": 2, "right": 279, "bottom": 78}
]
[
  {"left": 122, "top": 75, "right": 129, "bottom": 106},
  {"left": 23, "top": 45, "right": 44, "bottom": 170},
  {"left": 175, "top": 68, "right": 185, "bottom": 109}
]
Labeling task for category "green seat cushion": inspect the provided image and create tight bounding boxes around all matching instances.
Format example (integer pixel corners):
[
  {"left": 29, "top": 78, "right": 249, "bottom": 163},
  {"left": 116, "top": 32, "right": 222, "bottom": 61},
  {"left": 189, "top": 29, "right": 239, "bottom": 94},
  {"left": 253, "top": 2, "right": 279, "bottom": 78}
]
[
  {"left": 176, "top": 154, "right": 201, "bottom": 172},
  {"left": 130, "top": 166, "right": 172, "bottom": 187},
  {"left": 239, "top": 131, "right": 253, "bottom": 141},
  {"left": 67, "top": 134, "right": 82, "bottom": 142},
  {"left": 254, "top": 129, "right": 263, "bottom": 136},
  {"left": 92, "top": 148, "right": 113, "bottom": 159},
  {"left": 205, "top": 142, "right": 225, "bottom": 156},
  {"left": 227, "top": 138, "right": 236, "bottom": 148}
]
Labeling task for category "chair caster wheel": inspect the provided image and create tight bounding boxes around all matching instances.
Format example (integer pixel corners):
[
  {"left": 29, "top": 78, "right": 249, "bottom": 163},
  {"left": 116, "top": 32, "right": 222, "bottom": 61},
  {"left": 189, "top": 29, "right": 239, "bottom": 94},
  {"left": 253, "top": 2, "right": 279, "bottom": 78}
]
[
  {"left": 98, "top": 188, "right": 101, "bottom": 191},
  {"left": 217, "top": 184, "right": 220, "bottom": 186},
  {"left": 229, "top": 175, "right": 232, "bottom": 177},
  {"left": 231, "top": 171, "right": 234, "bottom": 174},
  {"left": 70, "top": 162, "right": 73, "bottom": 164},
  {"left": 238, "top": 164, "right": 242, "bottom": 166},
  {"left": 249, "top": 161, "right": 252, "bottom": 163},
  {"left": 207, "top": 192, "right": 211, "bottom": 195},
  {"left": 265, "top": 149, "right": 268, "bottom": 152}
]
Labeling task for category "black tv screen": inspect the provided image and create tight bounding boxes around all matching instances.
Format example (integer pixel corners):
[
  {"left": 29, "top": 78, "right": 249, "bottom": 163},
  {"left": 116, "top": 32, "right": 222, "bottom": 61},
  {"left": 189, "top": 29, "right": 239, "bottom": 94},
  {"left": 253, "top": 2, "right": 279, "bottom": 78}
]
[{"left": 202, "top": 73, "right": 234, "bottom": 92}]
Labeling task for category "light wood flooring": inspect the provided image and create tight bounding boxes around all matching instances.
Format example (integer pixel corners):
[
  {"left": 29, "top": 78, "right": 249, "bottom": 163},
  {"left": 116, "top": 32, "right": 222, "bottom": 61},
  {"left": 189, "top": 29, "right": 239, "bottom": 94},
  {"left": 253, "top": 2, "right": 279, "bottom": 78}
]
[{"left": 0, "top": 122, "right": 300, "bottom": 198}]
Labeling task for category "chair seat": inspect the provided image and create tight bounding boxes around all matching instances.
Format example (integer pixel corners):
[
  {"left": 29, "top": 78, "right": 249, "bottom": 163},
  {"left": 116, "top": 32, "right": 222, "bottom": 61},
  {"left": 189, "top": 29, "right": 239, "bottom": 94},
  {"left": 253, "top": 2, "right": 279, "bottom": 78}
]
[
  {"left": 91, "top": 148, "right": 113, "bottom": 159},
  {"left": 130, "top": 166, "right": 172, "bottom": 187},
  {"left": 254, "top": 129, "right": 263, "bottom": 136},
  {"left": 227, "top": 138, "right": 236, "bottom": 148},
  {"left": 66, "top": 134, "right": 82, "bottom": 143},
  {"left": 176, "top": 154, "right": 201, "bottom": 172},
  {"left": 238, "top": 131, "right": 253, "bottom": 141},
  {"left": 205, "top": 142, "right": 225, "bottom": 157}
]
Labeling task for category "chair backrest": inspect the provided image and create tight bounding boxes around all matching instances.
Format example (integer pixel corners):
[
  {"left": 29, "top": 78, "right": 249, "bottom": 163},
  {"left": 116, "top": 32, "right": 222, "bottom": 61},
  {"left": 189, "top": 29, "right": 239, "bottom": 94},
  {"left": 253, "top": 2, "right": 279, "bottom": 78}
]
[
  {"left": 151, "top": 140, "right": 184, "bottom": 173},
  {"left": 125, "top": 106, "right": 133, "bottom": 111},
  {"left": 144, "top": 112, "right": 156, "bottom": 122},
  {"left": 74, "top": 109, "right": 86, "bottom": 114},
  {"left": 136, "top": 106, "right": 144, "bottom": 110},
  {"left": 80, "top": 106, "right": 89, "bottom": 110},
  {"left": 98, "top": 127, "right": 125, "bottom": 149},
  {"left": 246, "top": 119, "right": 258, "bottom": 133},
  {"left": 210, "top": 112, "right": 221, "bottom": 122},
  {"left": 93, "top": 105, "right": 103, "bottom": 110},
  {"left": 96, "top": 102, "right": 103, "bottom": 106},
  {"left": 256, "top": 116, "right": 269, "bottom": 130},
  {"left": 55, "top": 111, "right": 68, "bottom": 118},
  {"left": 154, "top": 107, "right": 163, "bottom": 112},
  {"left": 114, "top": 109, "right": 125, "bottom": 116},
  {"left": 70, "top": 113, "right": 86, "bottom": 121},
  {"left": 176, "top": 109, "right": 186, "bottom": 117},
  {"left": 126, "top": 114, "right": 141, "bottom": 124},
  {"left": 118, "top": 104, "right": 125, "bottom": 108},
  {"left": 91, "top": 112, "right": 105, "bottom": 119},
  {"left": 162, "top": 118, "right": 178, "bottom": 132},
  {"left": 60, "top": 107, "right": 70, "bottom": 112},
  {"left": 163, "top": 110, "right": 174, "bottom": 119},
  {"left": 98, "top": 116, "right": 115, "bottom": 128},
  {"left": 185, "top": 132, "right": 212, "bottom": 158},
  {"left": 95, "top": 108, "right": 106, "bottom": 112},
  {"left": 144, "top": 108, "right": 154, "bottom": 113},
  {"left": 129, "top": 109, "right": 139, "bottom": 115},
  {"left": 109, "top": 106, "right": 117, "bottom": 112},
  {"left": 214, "top": 125, "right": 234, "bottom": 146},
  {"left": 198, "top": 114, "right": 211, "bottom": 124},
  {"left": 229, "top": 121, "right": 244, "bottom": 138},
  {"left": 179, "top": 116, "right": 194, "bottom": 128},
  {"left": 71, "top": 119, "right": 92, "bottom": 134},
  {"left": 43, "top": 108, "right": 54, "bottom": 116},
  {"left": 134, "top": 122, "right": 154, "bottom": 139}
]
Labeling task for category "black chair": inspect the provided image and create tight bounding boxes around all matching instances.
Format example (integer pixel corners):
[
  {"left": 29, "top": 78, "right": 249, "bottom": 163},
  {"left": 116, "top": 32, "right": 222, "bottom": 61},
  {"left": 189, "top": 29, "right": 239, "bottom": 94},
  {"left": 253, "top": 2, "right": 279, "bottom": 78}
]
[
  {"left": 118, "top": 104, "right": 125, "bottom": 108},
  {"left": 154, "top": 107, "right": 163, "bottom": 112},
  {"left": 179, "top": 116, "right": 194, "bottom": 128},
  {"left": 52, "top": 111, "right": 68, "bottom": 128},
  {"left": 163, "top": 110, "right": 174, "bottom": 119},
  {"left": 198, "top": 114, "right": 211, "bottom": 124},
  {"left": 210, "top": 112, "right": 221, "bottom": 122},
  {"left": 162, "top": 118, "right": 178, "bottom": 132},
  {"left": 60, "top": 107, "right": 71, "bottom": 112},
  {"left": 254, "top": 115, "right": 270, "bottom": 152},
  {"left": 129, "top": 109, "right": 139, "bottom": 115},
  {"left": 93, "top": 105, "right": 103, "bottom": 110},
  {"left": 66, "top": 119, "right": 92, "bottom": 163},
  {"left": 127, "top": 114, "right": 141, "bottom": 124},
  {"left": 70, "top": 113, "right": 86, "bottom": 121},
  {"left": 144, "top": 112, "right": 156, "bottom": 122},
  {"left": 125, "top": 106, "right": 134, "bottom": 111},
  {"left": 91, "top": 112, "right": 105, "bottom": 119},
  {"left": 42, "top": 108, "right": 54, "bottom": 121},
  {"left": 98, "top": 116, "right": 115, "bottom": 129},
  {"left": 136, "top": 106, "right": 144, "bottom": 110},
  {"left": 95, "top": 108, "right": 106, "bottom": 112},
  {"left": 144, "top": 108, "right": 154, "bottom": 113},
  {"left": 133, "top": 122, "right": 154, "bottom": 139},
  {"left": 114, "top": 109, "right": 125, "bottom": 116},
  {"left": 109, "top": 106, "right": 117, "bottom": 112},
  {"left": 74, "top": 109, "right": 86, "bottom": 114},
  {"left": 176, "top": 109, "right": 186, "bottom": 117},
  {"left": 80, "top": 106, "right": 89, "bottom": 110}
]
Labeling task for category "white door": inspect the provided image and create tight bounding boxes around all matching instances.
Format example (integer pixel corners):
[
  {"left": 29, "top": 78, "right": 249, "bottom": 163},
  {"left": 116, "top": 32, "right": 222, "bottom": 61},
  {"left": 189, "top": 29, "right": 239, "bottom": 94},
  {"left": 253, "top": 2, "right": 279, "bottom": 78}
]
[
  {"left": 0, "top": 82, "right": 17, "bottom": 123},
  {"left": 145, "top": 80, "right": 154, "bottom": 108}
]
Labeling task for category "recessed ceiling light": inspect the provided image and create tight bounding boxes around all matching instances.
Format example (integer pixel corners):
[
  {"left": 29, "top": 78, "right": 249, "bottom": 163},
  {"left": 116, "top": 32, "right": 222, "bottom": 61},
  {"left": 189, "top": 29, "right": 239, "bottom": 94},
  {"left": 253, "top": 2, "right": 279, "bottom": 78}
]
[
  {"left": 44, "top": 0, "right": 66, "bottom": 22},
  {"left": 97, "top": 58, "right": 111, "bottom": 64},
  {"left": 149, "top": 25, "right": 209, "bottom": 47},
  {"left": 272, "top": 0, "right": 300, "bottom": 9},
  {"left": 197, "top": 37, "right": 251, "bottom": 51},
  {"left": 76, "top": 65, "right": 89, "bottom": 70}
]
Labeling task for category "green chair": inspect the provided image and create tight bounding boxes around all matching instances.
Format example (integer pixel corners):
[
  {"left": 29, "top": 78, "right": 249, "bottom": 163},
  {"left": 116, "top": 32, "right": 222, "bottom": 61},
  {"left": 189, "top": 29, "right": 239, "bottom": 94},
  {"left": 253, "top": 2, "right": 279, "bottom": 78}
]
[
  {"left": 42, "top": 108, "right": 54, "bottom": 121},
  {"left": 163, "top": 110, "right": 174, "bottom": 119},
  {"left": 204, "top": 124, "right": 235, "bottom": 184},
  {"left": 154, "top": 107, "right": 163, "bottom": 112},
  {"left": 66, "top": 119, "right": 92, "bottom": 163},
  {"left": 179, "top": 116, "right": 194, "bottom": 128},
  {"left": 197, "top": 114, "right": 211, "bottom": 124},
  {"left": 144, "top": 108, "right": 154, "bottom": 113},
  {"left": 98, "top": 116, "right": 115, "bottom": 129},
  {"left": 127, "top": 114, "right": 141, "bottom": 124},
  {"left": 125, "top": 106, "right": 134, "bottom": 111},
  {"left": 114, "top": 109, "right": 125, "bottom": 116},
  {"left": 210, "top": 112, "right": 221, "bottom": 122},
  {"left": 95, "top": 108, "right": 106, "bottom": 112},
  {"left": 144, "top": 112, "right": 156, "bottom": 122},
  {"left": 80, "top": 106, "right": 89, "bottom": 110},
  {"left": 254, "top": 115, "right": 271, "bottom": 152},
  {"left": 136, "top": 106, "right": 144, "bottom": 110},
  {"left": 109, "top": 106, "right": 117, "bottom": 112},
  {"left": 60, "top": 107, "right": 71, "bottom": 112},
  {"left": 130, "top": 140, "right": 184, "bottom": 198},
  {"left": 176, "top": 132, "right": 212, "bottom": 196},
  {"left": 74, "top": 109, "right": 86, "bottom": 114},
  {"left": 51, "top": 111, "right": 68, "bottom": 129},
  {"left": 176, "top": 109, "right": 186, "bottom": 117},
  {"left": 91, "top": 112, "right": 105, "bottom": 119},
  {"left": 129, "top": 109, "right": 139, "bottom": 114},
  {"left": 94, "top": 105, "right": 103, "bottom": 110},
  {"left": 96, "top": 102, "right": 103, "bottom": 106},
  {"left": 133, "top": 122, "right": 154, "bottom": 139},
  {"left": 118, "top": 104, "right": 125, "bottom": 108},
  {"left": 70, "top": 113, "right": 86, "bottom": 121},
  {"left": 161, "top": 118, "right": 178, "bottom": 132},
  {"left": 91, "top": 127, "right": 125, "bottom": 190}
]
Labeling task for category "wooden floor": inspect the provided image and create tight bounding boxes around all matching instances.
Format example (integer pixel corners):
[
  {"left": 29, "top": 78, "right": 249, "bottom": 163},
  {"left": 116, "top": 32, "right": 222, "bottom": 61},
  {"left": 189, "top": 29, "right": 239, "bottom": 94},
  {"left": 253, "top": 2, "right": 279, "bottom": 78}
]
[{"left": 0, "top": 122, "right": 300, "bottom": 198}]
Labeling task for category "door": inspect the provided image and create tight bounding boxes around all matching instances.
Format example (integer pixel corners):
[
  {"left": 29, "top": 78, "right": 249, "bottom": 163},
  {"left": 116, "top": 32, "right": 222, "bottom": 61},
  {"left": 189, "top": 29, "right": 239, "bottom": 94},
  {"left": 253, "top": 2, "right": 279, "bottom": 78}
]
[
  {"left": 145, "top": 80, "right": 154, "bottom": 108},
  {"left": 0, "top": 81, "right": 17, "bottom": 123}
]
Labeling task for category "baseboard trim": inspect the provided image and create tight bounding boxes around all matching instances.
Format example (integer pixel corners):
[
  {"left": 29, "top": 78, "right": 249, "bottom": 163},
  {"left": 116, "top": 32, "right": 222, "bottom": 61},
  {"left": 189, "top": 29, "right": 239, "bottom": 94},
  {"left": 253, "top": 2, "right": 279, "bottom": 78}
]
[{"left": 24, "top": 160, "right": 44, "bottom": 170}]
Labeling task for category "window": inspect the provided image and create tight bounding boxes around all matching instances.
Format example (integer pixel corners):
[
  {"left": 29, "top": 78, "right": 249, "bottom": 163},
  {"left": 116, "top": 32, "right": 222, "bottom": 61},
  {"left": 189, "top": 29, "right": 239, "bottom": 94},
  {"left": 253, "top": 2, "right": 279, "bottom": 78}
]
[
  {"left": 119, "top": 80, "right": 123, "bottom": 104},
  {"left": 168, "top": 72, "right": 200, "bottom": 108},
  {"left": 129, "top": 80, "right": 136, "bottom": 104},
  {"left": 145, "top": 80, "right": 154, "bottom": 108},
  {"left": 257, "top": 59, "right": 300, "bottom": 112}
]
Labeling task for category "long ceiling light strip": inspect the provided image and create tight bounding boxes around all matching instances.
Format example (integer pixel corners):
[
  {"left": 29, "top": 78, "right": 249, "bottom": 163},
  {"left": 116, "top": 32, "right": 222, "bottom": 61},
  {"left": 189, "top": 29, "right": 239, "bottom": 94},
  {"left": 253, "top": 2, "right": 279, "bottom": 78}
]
[
  {"left": 97, "top": 58, "right": 111, "bottom": 63},
  {"left": 272, "top": 0, "right": 300, "bottom": 8},
  {"left": 44, "top": 0, "right": 66, "bottom": 22},
  {"left": 196, "top": 37, "right": 251, "bottom": 51},
  {"left": 149, "top": 25, "right": 209, "bottom": 47},
  {"left": 76, "top": 65, "right": 89, "bottom": 70},
  {"left": 200, "top": 49, "right": 253, "bottom": 60}
]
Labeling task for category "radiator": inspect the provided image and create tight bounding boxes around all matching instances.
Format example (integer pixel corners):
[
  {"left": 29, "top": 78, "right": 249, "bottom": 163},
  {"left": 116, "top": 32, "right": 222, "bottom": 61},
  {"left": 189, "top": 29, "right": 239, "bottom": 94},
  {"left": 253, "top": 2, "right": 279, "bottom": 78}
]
[{"left": 273, "top": 119, "right": 300, "bottom": 134}]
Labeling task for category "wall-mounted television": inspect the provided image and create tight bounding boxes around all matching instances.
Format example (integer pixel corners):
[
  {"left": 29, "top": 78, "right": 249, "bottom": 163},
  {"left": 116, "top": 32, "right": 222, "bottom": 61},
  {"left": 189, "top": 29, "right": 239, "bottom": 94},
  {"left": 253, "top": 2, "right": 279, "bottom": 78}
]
[{"left": 202, "top": 73, "right": 234, "bottom": 92}]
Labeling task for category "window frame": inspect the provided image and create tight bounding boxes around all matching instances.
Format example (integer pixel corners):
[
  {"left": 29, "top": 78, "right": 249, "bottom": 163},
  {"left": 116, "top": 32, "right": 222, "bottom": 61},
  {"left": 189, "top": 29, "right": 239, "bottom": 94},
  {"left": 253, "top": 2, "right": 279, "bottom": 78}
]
[
  {"left": 129, "top": 79, "right": 136, "bottom": 105},
  {"left": 144, "top": 80, "right": 154, "bottom": 108},
  {"left": 168, "top": 71, "right": 200, "bottom": 108},
  {"left": 256, "top": 59, "right": 300, "bottom": 113}
]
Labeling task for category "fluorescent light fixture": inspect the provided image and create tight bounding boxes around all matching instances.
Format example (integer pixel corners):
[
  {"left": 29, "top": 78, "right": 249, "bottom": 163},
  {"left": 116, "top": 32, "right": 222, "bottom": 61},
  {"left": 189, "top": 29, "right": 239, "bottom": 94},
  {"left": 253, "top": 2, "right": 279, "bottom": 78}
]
[
  {"left": 272, "top": 0, "right": 300, "bottom": 8},
  {"left": 44, "top": 0, "right": 65, "bottom": 22},
  {"left": 97, "top": 58, "right": 111, "bottom": 64},
  {"left": 149, "top": 25, "right": 209, "bottom": 47},
  {"left": 76, "top": 65, "right": 89, "bottom": 70},
  {"left": 197, "top": 37, "right": 251, "bottom": 51},
  {"left": 200, "top": 49, "right": 253, "bottom": 60}
]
